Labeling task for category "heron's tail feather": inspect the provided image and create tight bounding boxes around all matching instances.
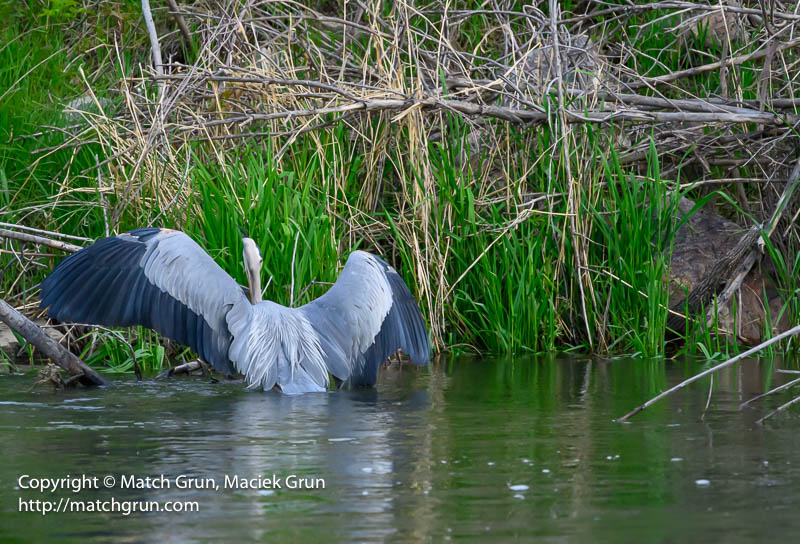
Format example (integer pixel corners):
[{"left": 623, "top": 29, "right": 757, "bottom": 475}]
[{"left": 227, "top": 300, "right": 329, "bottom": 393}]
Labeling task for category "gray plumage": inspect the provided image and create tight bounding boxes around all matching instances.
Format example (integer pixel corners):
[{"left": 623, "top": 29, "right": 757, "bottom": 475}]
[
  {"left": 301, "top": 251, "right": 429, "bottom": 387},
  {"left": 40, "top": 228, "right": 430, "bottom": 393}
]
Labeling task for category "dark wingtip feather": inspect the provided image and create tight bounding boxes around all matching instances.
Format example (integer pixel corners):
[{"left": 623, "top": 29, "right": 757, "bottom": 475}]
[
  {"left": 383, "top": 265, "right": 430, "bottom": 365},
  {"left": 39, "top": 228, "right": 239, "bottom": 378},
  {"left": 346, "top": 256, "right": 430, "bottom": 387},
  {"left": 40, "top": 234, "right": 147, "bottom": 323}
]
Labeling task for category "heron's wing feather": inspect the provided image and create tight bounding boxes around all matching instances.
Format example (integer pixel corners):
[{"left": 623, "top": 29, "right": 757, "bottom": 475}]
[
  {"left": 301, "top": 251, "right": 430, "bottom": 387},
  {"left": 226, "top": 301, "right": 329, "bottom": 393},
  {"left": 40, "top": 228, "right": 247, "bottom": 375}
]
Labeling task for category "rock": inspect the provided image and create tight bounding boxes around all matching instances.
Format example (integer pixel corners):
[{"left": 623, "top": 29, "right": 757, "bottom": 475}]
[
  {"left": 0, "top": 319, "right": 65, "bottom": 363},
  {"left": 62, "top": 94, "right": 111, "bottom": 123},
  {"left": 677, "top": 3, "right": 749, "bottom": 48},
  {"left": 668, "top": 197, "right": 787, "bottom": 344},
  {"left": 668, "top": 197, "right": 743, "bottom": 304},
  {"left": 454, "top": 28, "right": 604, "bottom": 184},
  {"left": 521, "top": 33, "right": 603, "bottom": 93}
]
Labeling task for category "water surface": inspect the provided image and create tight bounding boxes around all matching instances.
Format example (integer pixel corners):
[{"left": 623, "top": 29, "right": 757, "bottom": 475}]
[{"left": 2, "top": 357, "right": 800, "bottom": 542}]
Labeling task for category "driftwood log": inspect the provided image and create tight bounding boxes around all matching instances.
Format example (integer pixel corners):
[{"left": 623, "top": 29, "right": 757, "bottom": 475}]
[{"left": 0, "top": 298, "right": 109, "bottom": 387}]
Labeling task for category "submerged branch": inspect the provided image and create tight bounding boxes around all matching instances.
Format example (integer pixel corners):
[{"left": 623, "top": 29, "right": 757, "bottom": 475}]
[
  {"left": 739, "top": 376, "right": 800, "bottom": 410},
  {"left": 617, "top": 325, "right": 800, "bottom": 422},
  {"left": 756, "top": 394, "right": 800, "bottom": 424}
]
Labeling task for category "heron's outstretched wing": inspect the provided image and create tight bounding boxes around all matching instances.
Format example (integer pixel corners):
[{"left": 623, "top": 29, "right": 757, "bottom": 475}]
[
  {"left": 39, "top": 228, "right": 247, "bottom": 375},
  {"left": 301, "top": 251, "right": 430, "bottom": 387}
]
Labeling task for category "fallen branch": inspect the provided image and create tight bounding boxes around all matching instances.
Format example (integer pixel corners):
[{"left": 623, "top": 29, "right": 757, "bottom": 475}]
[
  {"left": 148, "top": 71, "right": 800, "bottom": 127},
  {"left": 0, "top": 222, "right": 92, "bottom": 242},
  {"left": 0, "top": 298, "right": 109, "bottom": 387},
  {"left": 156, "top": 360, "right": 206, "bottom": 378},
  {"left": 617, "top": 324, "right": 800, "bottom": 422},
  {"left": 558, "top": 1, "right": 800, "bottom": 25},
  {"left": 568, "top": 88, "right": 799, "bottom": 114},
  {"left": 0, "top": 228, "right": 83, "bottom": 253},
  {"left": 630, "top": 37, "right": 800, "bottom": 89},
  {"left": 161, "top": 96, "right": 797, "bottom": 131}
]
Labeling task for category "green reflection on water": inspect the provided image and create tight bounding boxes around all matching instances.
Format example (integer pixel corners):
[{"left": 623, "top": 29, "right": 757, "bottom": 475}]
[{"left": 1, "top": 357, "right": 800, "bottom": 543}]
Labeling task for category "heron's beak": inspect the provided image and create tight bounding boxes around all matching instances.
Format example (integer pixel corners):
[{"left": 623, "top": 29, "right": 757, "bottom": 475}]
[{"left": 242, "top": 238, "right": 263, "bottom": 304}]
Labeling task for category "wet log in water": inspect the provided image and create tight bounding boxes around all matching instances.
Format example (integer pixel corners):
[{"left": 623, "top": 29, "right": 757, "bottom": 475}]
[
  {"left": 0, "top": 298, "right": 109, "bottom": 387},
  {"left": 156, "top": 360, "right": 206, "bottom": 379}
]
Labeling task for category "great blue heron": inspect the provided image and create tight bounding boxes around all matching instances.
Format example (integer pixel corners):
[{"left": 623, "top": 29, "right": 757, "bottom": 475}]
[{"left": 39, "top": 228, "right": 430, "bottom": 394}]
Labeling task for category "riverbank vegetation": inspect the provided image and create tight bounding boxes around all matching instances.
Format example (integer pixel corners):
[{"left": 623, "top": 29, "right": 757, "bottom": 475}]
[{"left": 1, "top": 0, "right": 799, "bottom": 374}]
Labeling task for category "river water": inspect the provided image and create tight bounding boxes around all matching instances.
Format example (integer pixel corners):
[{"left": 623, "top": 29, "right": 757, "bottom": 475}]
[{"left": 1, "top": 357, "right": 799, "bottom": 542}]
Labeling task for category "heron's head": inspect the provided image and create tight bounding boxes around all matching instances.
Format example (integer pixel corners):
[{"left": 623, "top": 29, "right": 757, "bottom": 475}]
[{"left": 242, "top": 237, "right": 263, "bottom": 304}]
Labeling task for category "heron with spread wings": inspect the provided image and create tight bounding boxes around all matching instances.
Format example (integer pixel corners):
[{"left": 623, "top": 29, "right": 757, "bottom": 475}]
[{"left": 39, "top": 228, "right": 430, "bottom": 394}]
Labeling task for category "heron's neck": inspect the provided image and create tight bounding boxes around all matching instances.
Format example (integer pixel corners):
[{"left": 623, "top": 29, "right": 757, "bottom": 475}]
[
  {"left": 249, "top": 272, "right": 263, "bottom": 304},
  {"left": 243, "top": 241, "right": 263, "bottom": 304}
]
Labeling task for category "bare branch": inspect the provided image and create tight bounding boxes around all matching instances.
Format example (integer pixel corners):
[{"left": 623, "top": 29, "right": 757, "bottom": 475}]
[
  {"left": 0, "top": 228, "right": 83, "bottom": 253},
  {"left": 0, "top": 298, "right": 109, "bottom": 387}
]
